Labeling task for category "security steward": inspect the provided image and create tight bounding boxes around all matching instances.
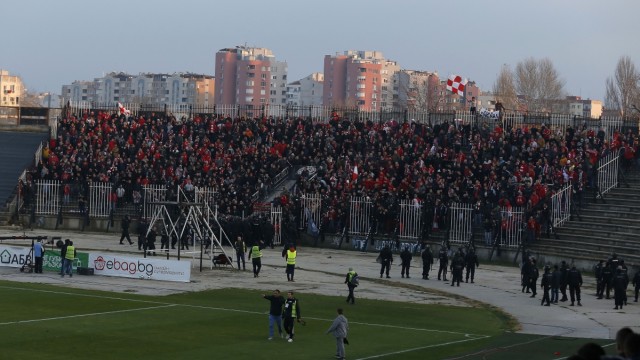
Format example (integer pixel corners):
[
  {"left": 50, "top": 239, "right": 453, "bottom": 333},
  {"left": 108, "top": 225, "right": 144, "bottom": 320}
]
[
  {"left": 283, "top": 291, "right": 302, "bottom": 342},
  {"left": 285, "top": 245, "right": 297, "bottom": 282},
  {"left": 248, "top": 241, "right": 263, "bottom": 278}
]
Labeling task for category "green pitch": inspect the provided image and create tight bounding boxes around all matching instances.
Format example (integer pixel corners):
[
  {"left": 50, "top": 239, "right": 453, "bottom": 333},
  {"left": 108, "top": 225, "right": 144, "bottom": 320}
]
[{"left": 0, "top": 280, "right": 613, "bottom": 359}]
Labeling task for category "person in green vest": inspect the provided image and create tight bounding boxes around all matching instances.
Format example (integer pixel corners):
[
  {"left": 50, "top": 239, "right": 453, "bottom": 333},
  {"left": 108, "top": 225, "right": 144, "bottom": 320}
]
[
  {"left": 283, "top": 291, "right": 302, "bottom": 342},
  {"left": 248, "top": 241, "right": 263, "bottom": 278},
  {"left": 284, "top": 245, "right": 297, "bottom": 282},
  {"left": 61, "top": 240, "right": 76, "bottom": 278}
]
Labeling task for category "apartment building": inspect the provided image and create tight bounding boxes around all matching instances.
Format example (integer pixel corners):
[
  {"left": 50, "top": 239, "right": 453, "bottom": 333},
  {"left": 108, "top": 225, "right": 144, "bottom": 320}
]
[
  {"left": 214, "top": 46, "right": 288, "bottom": 109},
  {"left": 286, "top": 72, "right": 324, "bottom": 107},
  {"left": 62, "top": 72, "right": 214, "bottom": 106},
  {"left": 0, "top": 70, "right": 25, "bottom": 107},
  {"left": 396, "top": 70, "right": 440, "bottom": 110},
  {"left": 323, "top": 50, "right": 397, "bottom": 111},
  {"left": 435, "top": 79, "right": 479, "bottom": 111}
]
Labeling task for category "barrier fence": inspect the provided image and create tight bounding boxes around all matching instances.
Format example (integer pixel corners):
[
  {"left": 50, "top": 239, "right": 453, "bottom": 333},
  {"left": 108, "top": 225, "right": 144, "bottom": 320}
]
[
  {"left": 349, "top": 196, "right": 372, "bottom": 235},
  {"left": 35, "top": 181, "right": 61, "bottom": 215},
  {"left": 296, "top": 192, "right": 574, "bottom": 248},
  {"left": 448, "top": 202, "right": 474, "bottom": 245},
  {"left": 551, "top": 184, "right": 572, "bottom": 228},
  {"left": 398, "top": 199, "right": 422, "bottom": 239},
  {"left": 597, "top": 152, "right": 619, "bottom": 195},
  {"left": 61, "top": 101, "right": 638, "bottom": 134},
  {"left": 89, "top": 182, "right": 113, "bottom": 217},
  {"left": 271, "top": 204, "right": 283, "bottom": 246}
]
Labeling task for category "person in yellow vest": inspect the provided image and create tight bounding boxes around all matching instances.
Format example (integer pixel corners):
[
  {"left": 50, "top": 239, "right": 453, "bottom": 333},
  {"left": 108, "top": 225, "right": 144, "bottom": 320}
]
[
  {"left": 62, "top": 240, "right": 76, "bottom": 278},
  {"left": 283, "top": 291, "right": 302, "bottom": 342},
  {"left": 248, "top": 241, "right": 263, "bottom": 278},
  {"left": 284, "top": 245, "right": 297, "bottom": 282}
]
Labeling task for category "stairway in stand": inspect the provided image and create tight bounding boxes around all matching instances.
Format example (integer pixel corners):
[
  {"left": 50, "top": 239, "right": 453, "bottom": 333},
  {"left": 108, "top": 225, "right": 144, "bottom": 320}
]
[{"left": 531, "top": 168, "right": 640, "bottom": 266}]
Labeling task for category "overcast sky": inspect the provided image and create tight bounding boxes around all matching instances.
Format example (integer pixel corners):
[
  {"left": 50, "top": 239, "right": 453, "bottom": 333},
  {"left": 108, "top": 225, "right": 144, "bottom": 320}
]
[{"left": 3, "top": 0, "right": 638, "bottom": 101}]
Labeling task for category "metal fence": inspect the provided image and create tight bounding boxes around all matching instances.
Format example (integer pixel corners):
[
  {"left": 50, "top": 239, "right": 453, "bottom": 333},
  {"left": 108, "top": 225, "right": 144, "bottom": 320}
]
[
  {"left": 143, "top": 184, "right": 168, "bottom": 219},
  {"left": 60, "top": 101, "right": 639, "bottom": 137},
  {"left": 35, "top": 180, "right": 61, "bottom": 215},
  {"left": 448, "top": 202, "right": 475, "bottom": 245},
  {"left": 89, "top": 182, "right": 113, "bottom": 217},
  {"left": 299, "top": 193, "right": 322, "bottom": 231},
  {"left": 271, "top": 204, "right": 283, "bottom": 246},
  {"left": 499, "top": 206, "right": 524, "bottom": 248},
  {"left": 597, "top": 152, "right": 619, "bottom": 195},
  {"left": 398, "top": 199, "right": 422, "bottom": 239},
  {"left": 551, "top": 184, "right": 572, "bottom": 228},
  {"left": 349, "top": 196, "right": 372, "bottom": 235}
]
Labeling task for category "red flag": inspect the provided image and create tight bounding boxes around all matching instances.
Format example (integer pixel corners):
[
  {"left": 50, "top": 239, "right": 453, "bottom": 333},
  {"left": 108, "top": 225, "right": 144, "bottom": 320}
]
[
  {"left": 446, "top": 75, "right": 468, "bottom": 95},
  {"left": 352, "top": 165, "right": 359, "bottom": 181},
  {"left": 118, "top": 102, "right": 131, "bottom": 116}
]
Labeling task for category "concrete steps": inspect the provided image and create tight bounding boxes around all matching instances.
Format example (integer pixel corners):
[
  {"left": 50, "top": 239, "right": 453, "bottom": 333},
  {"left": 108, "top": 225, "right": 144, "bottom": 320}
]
[{"left": 532, "top": 168, "right": 640, "bottom": 267}]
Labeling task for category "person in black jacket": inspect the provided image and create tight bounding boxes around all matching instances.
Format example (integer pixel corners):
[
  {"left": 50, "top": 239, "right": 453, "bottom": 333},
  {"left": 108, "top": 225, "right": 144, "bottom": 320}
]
[
  {"left": 632, "top": 269, "right": 640, "bottom": 303},
  {"left": 450, "top": 249, "right": 465, "bottom": 287},
  {"left": 119, "top": 215, "right": 134, "bottom": 245},
  {"left": 437, "top": 246, "right": 449, "bottom": 281},
  {"left": 146, "top": 227, "right": 157, "bottom": 256},
  {"left": 137, "top": 218, "right": 149, "bottom": 251},
  {"left": 262, "top": 290, "right": 285, "bottom": 340},
  {"left": 594, "top": 260, "right": 605, "bottom": 298},
  {"left": 421, "top": 245, "right": 434, "bottom": 280},
  {"left": 600, "top": 262, "right": 613, "bottom": 300},
  {"left": 550, "top": 264, "right": 560, "bottom": 304},
  {"left": 521, "top": 258, "right": 531, "bottom": 293},
  {"left": 613, "top": 268, "right": 627, "bottom": 310},
  {"left": 559, "top": 260, "right": 570, "bottom": 302},
  {"left": 528, "top": 258, "right": 539, "bottom": 298},
  {"left": 540, "top": 265, "right": 552, "bottom": 306},
  {"left": 568, "top": 264, "right": 583, "bottom": 306},
  {"left": 379, "top": 246, "right": 393, "bottom": 278},
  {"left": 465, "top": 248, "right": 479, "bottom": 283},
  {"left": 400, "top": 247, "right": 412, "bottom": 278},
  {"left": 283, "top": 291, "right": 302, "bottom": 342}
]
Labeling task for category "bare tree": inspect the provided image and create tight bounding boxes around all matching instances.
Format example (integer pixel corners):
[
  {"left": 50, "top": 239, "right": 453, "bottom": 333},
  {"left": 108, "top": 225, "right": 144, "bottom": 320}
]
[
  {"left": 492, "top": 64, "right": 518, "bottom": 111},
  {"left": 514, "top": 57, "right": 565, "bottom": 112},
  {"left": 605, "top": 56, "right": 639, "bottom": 117}
]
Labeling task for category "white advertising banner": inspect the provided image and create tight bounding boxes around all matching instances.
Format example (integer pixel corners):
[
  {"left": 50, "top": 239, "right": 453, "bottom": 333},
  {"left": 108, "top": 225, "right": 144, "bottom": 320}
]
[
  {"left": 0, "top": 245, "right": 32, "bottom": 268},
  {"left": 88, "top": 252, "right": 191, "bottom": 283}
]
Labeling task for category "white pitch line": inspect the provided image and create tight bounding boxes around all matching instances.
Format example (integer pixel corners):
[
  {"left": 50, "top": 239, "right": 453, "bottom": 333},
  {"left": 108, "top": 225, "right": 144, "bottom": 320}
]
[
  {"left": 0, "top": 285, "right": 492, "bottom": 338},
  {"left": 0, "top": 304, "right": 176, "bottom": 326},
  {"left": 354, "top": 335, "right": 490, "bottom": 360}
]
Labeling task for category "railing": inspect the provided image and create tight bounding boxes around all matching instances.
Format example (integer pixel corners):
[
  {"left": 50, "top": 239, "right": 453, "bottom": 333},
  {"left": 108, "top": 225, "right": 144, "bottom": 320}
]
[
  {"left": 597, "top": 152, "right": 619, "bottom": 195},
  {"left": 34, "top": 142, "right": 43, "bottom": 166},
  {"left": 143, "top": 184, "right": 168, "bottom": 219},
  {"left": 55, "top": 102, "right": 639, "bottom": 139},
  {"left": 89, "top": 182, "right": 113, "bottom": 217},
  {"left": 294, "top": 193, "right": 527, "bottom": 247},
  {"left": 448, "top": 202, "right": 474, "bottom": 245},
  {"left": 299, "top": 193, "right": 322, "bottom": 231},
  {"left": 498, "top": 206, "right": 524, "bottom": 248},
  {"left": 349, "top": 196, "right": 372, "bottom": 235},
  {"left": 35, "top": 180, "right": 61, "bottom": 215},
  {"left": 551, "top": 184, "right": 572, "bottom": 228},
  {"left": 398, "top": 199, "right": 422, "bottom": 239},
  {"left": 271, "top": 204, "right": 283, "bottom": 246}
]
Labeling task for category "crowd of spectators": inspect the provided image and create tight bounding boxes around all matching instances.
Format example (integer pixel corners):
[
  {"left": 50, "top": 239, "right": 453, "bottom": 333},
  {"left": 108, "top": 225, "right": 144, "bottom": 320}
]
[
  {"left": 19, "top": 109, "right": 640, "bottom": 246},
  {"left": 290, "top": 113, "right": 639, "bottom": 243},
  {"left": 28, "top": 111, "right": 292, "bottom": 216}
]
